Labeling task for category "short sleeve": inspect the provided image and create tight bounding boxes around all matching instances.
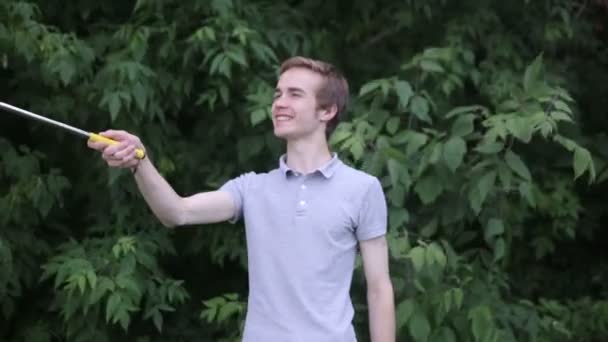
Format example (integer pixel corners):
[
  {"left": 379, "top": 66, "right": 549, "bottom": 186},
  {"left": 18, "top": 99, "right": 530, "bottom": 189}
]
[
  {"left": 219, "top": 172, "right": 256, "bottom": 223},
  {"left": 356, "top": 177, "right": 388, "bottom": 241}
]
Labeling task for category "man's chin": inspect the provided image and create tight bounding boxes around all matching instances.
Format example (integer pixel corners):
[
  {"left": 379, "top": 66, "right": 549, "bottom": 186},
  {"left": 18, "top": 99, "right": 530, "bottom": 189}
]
[{"left": 273, "top": 128, "right": 294, "bottom": 140}]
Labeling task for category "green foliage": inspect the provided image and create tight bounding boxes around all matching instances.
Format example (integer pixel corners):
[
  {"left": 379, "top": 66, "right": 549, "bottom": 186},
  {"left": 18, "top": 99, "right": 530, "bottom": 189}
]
[{"left": 2, "top": 0, "right": 608, "bottom": 341}]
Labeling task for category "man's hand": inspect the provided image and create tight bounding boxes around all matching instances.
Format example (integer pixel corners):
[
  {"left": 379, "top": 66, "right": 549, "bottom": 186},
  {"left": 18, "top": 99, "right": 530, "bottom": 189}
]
[{"left": 87, "top": 130, "right": 146, "bottom": 169}]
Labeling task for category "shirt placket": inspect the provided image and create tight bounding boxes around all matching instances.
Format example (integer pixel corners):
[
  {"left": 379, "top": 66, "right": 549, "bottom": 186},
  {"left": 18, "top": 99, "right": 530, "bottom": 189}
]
[{"left": 294, "top": 173, "right": 310, "bottom": 217}]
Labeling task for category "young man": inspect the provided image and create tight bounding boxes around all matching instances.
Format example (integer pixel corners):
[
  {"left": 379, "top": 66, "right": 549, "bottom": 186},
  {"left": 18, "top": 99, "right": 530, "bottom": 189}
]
[{"left": 88, "top": 56, "right": 395, "bottom": 342}]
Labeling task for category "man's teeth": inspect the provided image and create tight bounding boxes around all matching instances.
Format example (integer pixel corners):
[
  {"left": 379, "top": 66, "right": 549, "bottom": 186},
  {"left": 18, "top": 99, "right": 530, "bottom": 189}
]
[{"left": 276, "top": 116, "right": 292, "bottom": 121}]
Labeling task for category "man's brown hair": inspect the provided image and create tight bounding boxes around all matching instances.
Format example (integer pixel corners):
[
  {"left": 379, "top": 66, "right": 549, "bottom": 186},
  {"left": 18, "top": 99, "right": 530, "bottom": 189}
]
[{"left": 279, "top": 56, "right": 349, "bottom": 137}]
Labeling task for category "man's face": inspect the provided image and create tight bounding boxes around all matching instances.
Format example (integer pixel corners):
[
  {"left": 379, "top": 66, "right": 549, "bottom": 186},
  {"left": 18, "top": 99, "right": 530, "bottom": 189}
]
[{"left": 272, "top": 67, "right": 330, "bottom": 140}]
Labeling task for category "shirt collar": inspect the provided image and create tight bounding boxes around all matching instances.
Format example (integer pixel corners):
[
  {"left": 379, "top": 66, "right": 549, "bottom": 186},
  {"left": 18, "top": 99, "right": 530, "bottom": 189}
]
[{"left": 279, "top": 153, "right": 342, "bottom": 179}]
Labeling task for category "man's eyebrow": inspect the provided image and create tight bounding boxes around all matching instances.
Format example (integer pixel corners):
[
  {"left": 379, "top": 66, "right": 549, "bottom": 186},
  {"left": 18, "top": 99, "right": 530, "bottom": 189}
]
[{"left": 275, "top": 87, "right": 306, "bottom": 94}]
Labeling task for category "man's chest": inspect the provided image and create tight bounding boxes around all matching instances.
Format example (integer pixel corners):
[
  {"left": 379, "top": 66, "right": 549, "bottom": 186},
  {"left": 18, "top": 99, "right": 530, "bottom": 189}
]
[{"left": 242, "top": 177, "right": 360, "bottom": 249}]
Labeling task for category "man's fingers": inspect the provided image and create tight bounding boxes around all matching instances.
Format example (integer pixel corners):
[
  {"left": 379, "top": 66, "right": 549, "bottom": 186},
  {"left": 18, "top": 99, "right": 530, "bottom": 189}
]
[
  {"left": 87, "top": 140, "right": 107, "bottom": 151},
  {"left": 114, "top": 145, "right": 135, "bottom": 159},
  {"left": 102, "top": 153, "right": 120, "bottom": 163},
  {"left": 125, "top": 159, "right": 139, "bottom": 168},
  {"left": 107, "top": 159, "right": 123, "bottom": 167},
  {"left": 103, "top": 141, "right": 130, "bottom": 156},
  {"left": 106, "top": 157, "right": 138, "bottom": 169},
  {"left": 122, "top": 150, "right": 137, "bottom": 163},
  {"left": 100, "top": 129, "right": 129, "bottom": 141},
  {"left": 89, "top": 130, "right": 143, "bottom": 169}
]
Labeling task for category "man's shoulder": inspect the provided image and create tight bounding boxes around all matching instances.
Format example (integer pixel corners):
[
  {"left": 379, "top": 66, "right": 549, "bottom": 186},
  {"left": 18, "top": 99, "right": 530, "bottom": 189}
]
[
  {"left": 337, "top": 162, "right": 379, "bottom": 185},
  {"left": 226, "top": 168, "right": 282, "bottom": 185}
]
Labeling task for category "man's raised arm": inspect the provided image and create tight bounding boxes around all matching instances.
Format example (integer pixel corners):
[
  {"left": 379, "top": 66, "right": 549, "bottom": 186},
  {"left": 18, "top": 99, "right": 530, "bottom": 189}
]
[{"left": 88, "top": 130, "right": 235, "bottom": 227}]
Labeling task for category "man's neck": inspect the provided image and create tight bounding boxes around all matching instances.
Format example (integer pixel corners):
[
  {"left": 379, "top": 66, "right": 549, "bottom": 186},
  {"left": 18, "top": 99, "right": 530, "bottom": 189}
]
[{"left": 285, "top": 135, "right": 332, "bottom": 174}]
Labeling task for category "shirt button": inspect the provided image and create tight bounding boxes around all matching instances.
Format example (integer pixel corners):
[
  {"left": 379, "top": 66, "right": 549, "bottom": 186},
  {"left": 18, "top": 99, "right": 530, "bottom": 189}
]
[{"left": 299, "top": 200, "right": 306, "bottom": 206}]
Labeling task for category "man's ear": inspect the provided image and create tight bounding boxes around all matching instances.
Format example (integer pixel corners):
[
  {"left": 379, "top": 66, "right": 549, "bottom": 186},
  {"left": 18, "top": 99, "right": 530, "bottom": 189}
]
[{"left": 318, "top": 104, "right": 338, "bottom": 123}]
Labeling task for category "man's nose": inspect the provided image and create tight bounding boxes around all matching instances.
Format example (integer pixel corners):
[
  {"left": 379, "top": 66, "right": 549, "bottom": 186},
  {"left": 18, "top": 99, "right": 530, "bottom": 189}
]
[{"left": 273, "top": 95, "right": 288, "bottom": 108}]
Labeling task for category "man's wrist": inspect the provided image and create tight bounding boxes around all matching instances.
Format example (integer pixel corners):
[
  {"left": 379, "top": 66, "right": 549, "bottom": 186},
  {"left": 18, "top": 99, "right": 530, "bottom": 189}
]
[{"left": 131, "top": 151, "right": 148, "bottom": 175}]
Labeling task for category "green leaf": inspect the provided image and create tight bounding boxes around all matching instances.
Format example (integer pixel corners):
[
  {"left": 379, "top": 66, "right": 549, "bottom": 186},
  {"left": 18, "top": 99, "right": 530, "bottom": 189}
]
[
  {"left": 409, "top": 96, "right": 432, "bottom": 123},
  {"left": 506, "top": 118, "right": 534, "bottom": 143},
  {"left": 157, "top": 304, "right": 176, "bottom": 312},
  {"left": 519, "top": 182, "right": 536, "bottom": 207},
  {"left": 554, "top": 135, "right": 577, "bottom": 151},
  {"left": 200, "top": 306, "right": 217, "bottom": 323},
  {"left": 405, "top": 132, "right": 429, "bottom": 156},
  {"left": 108, "top": 93, "right": 121, "bottom": 121},
  {"left": 388, "top": 184, "right": 406, "bottom": 207},
  {"left": 414, "top": 176, "right": 443, "bottom": 204},
  {"left": 220, "top": 56, "right": 232, "bottom": 78},
  {"left": 445, "top": 105, "right": 485, "bottom": 119},
  {"left": 250, "top": 109, "right": 268, "bottom": 126},
  {"left": 217, "top": 302, "right": 241, "bottom": 321},
  {"left": 387, "top": 159, "right": 402, "bottom": 186},
  {"left": 408, "top": 246, "right": 426, "bottom": 272},
  {"left": 86, "top": 271, "right": 97, "bottom": 290},
  {"left": 505, "top": 151, "right": 531, "bottom": 181},
  {"left": 116, "top": 274, "right": 141, "bottom": 297},
  {"left": 389, "top": 207, "right": 409, "bottom": 230},
  {"left": 56, "top": 60, "right": 76, "bottom": 86},
  {"left": 477, "top": 171, "right": 496, "bottom": 205},
  {"left": 386, "top": 117, "right": 400, "bottom": 135},
  {"left": 106, "top": 293, "right": 122, "bottom": 323},
  {"left": 420, "top": 218, "right": 438, "bottom": 238},
  {"left": 451, "top": 114, "right": 475, "bottom": 137},
  {"left": 475, "top": 141, "right": 503, "bottom": 154},
  {"left": 550, "top": 111, "right": 572, "bottom": 122},
  {"left": 210, "top": 53, "right": 225, "bottom": 75},
  {"left": 453, "top": 288, "right": 464, "bottom": 309},
  {"left": 388, "top": 230, "right": 410, "bottom": 259},
  {"left": 428, "top": 243, "right": 446, "bottom": 269},
  {"left": 224, "top": 293, "right": 238, "bottom": 301},
  {"left": 350, "top": 136, "right": 365, "bottom": 161},
  {"left": 89, "top": 277, "right": 113, "bottom": 305},
  {"left": 133, "top": 82, "right": 147, "bottom": 111},
  {"left": 485, "top": 218, "right": 504, "bottom": 243},
  {"left": 330, "top": 128, "right": 352, "bottom": 145},
  {"left": 409, "top": 311, "right": 431, "bottom": 342},
  {"left": 153, "top": 311, "right": 163, "bottom": 332},
  {"left": 420, "top": 59, "right": 444, "bottom": 73},
  {"left": 443, "top": 137, "right": 466, "bottom": 172},
  {"left": 118, "top": 310, "right": 131, "bottom": 331},
  {"left": 77, "top": 275, "right": 86, "bottom": 294},
  {"left": 204, "top": 296, "right": 226, "bottom": 308},
  {"left": 443, "top": 290, "right": 453, "bottom": 314},
  {"left": 469, "top": 305, "right": 493, "bottom": 341},
  {"left": 429, "top": 143, "right": 442, "bottom": 164},
  {"left": 431, "top": 327, "right": 457, "bottom": 342},
  {"left": 394, "top": 80, "right": 413, "bottom": 109},
  {"left": 497, "top": 164, "right": 513, "bottom": 190},
  {"left": 573, "top": 146, "right": 592, "bottom": 180},
  {"left": 396, "top": 299, "right": 416, "bottom": 330},
  {"left": 493, "top": 238, "right": 506, "bottom": 261},
  {"left": 219, "top": 83, "right": 230, "bottom": 104},
  {"left": 359, "top": 80, "right": 382, "bottom": 96},
  {"left": 226, "top": 47, "right": 247, "bottom": 67},
  {"left": 523, "top": 54, "right": 544, "bottom": 93},
  {"left": 553, "top": 100, "right": 571, "bottom": 114},
  {"left": 468, "top": 186, "right": 482, "bottom": 215}
]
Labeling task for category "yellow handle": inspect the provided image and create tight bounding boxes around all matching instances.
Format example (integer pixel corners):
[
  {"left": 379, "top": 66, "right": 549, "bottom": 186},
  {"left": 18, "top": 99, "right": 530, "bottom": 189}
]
[{"left": 89, "top": 133, "right": 146, "bottom": 159}]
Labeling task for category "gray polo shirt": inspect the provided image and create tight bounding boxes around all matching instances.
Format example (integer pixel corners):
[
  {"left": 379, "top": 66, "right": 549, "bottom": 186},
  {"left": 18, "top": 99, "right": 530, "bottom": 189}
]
[{"left": 220, "top": 153, "right": 387, "bottom": 342}]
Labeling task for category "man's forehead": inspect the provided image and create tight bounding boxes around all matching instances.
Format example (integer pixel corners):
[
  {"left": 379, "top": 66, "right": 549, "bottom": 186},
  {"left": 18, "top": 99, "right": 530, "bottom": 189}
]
[{"left": 276, "top": 68, "right": 323, "bottom": 91}]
